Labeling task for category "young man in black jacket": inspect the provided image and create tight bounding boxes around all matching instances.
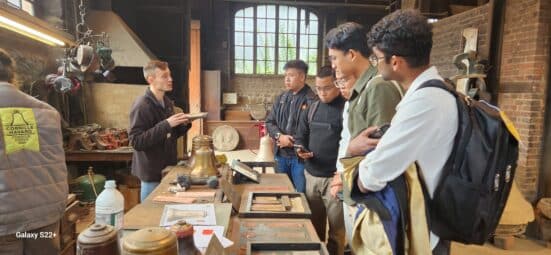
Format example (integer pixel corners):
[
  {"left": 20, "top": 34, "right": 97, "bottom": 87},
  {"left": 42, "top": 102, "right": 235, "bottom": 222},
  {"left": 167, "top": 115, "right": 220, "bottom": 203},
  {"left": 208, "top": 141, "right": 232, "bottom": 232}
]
[
  {"left": 266, "top": 60, "right": 316, "bottom": 192},
  {"left": 295, "top": 66, "right": 346, "bottom": 254},
  {"left": 129, "top": 60, "right": 192, "bottom": 201}
]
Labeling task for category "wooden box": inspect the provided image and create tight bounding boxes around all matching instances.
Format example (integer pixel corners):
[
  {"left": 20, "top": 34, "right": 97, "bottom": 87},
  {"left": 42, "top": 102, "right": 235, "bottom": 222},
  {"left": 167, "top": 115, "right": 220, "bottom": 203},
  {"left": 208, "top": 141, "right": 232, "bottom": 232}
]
[
  {"left": 224, "top": 110, "right": 252, "bottom": 121},
  {"left": 239, "top": 192, "right": 311, "bottom": 219},
  {"left": 230, "top": 218, "right": 320, "bottom": 254},
  {"left": 220, "top": 173, "right": 294, "bottom": 211},
  {"left": 247, "top": 242, "right": 329, "bottom": 255}
]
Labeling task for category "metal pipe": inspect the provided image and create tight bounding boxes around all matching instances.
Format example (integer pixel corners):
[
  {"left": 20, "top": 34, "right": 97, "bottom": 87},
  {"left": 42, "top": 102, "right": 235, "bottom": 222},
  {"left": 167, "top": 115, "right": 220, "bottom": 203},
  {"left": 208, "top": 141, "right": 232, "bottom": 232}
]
[{"left": 224, "top": 0, "right": 388, "bottom": 10}]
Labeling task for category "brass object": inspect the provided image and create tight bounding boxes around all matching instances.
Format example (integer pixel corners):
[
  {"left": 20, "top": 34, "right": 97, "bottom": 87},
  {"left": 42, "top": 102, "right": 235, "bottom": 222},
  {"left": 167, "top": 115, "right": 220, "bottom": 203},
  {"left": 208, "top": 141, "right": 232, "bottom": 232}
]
[
  {"left": 188, "top": 135, "right": 217, "bottom": 167},
  {"left": 170, "top": 221, "right": 200, "bottom": 255},
  {"left": 254, "top": 134, "right": 274, "bottom": 162},
  {"left": 122, "top": 227, "right": 177, "bottom": 255},
  {"left": 190, "top": 146, "right": 218, "bottom": 178},
  {"left": 77, "top": 224, "right": 119, "bottom": 255}
]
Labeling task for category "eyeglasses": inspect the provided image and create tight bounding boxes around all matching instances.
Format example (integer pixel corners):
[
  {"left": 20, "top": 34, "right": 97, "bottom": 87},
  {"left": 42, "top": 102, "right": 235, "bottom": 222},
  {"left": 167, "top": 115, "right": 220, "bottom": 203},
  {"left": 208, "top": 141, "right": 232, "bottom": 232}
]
[
  {"left": 316, "top": 85, "right": 335, "bottom": 93},
  {"left": 333, "top": 79, "right": 347, "bottom": 89},
  {"left": 369, "top": 55, "right": 385, "bottom": 67}
]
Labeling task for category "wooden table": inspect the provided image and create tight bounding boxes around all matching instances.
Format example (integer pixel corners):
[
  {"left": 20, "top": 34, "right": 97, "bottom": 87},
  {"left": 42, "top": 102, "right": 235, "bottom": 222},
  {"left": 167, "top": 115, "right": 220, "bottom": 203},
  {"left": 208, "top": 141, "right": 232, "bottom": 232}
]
[{"left": 123, "top": 165, "right": 232, "bottom": 235}]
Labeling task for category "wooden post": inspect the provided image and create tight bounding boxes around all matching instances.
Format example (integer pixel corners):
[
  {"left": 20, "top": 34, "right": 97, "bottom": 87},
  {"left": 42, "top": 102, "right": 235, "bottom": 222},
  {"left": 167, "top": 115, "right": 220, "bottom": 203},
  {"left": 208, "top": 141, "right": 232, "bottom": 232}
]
[{"left": 188, "top": 20, "right": 202, "bottom": 151}]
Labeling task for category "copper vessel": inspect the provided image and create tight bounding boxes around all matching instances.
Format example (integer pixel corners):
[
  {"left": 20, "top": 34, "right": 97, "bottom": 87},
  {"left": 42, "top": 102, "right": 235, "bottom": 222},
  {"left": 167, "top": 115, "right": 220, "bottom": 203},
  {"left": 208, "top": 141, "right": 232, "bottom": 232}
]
[
  {"left": 122, "top": 227, "right": 177, "bottom": 255},
  {"left": 77, "top": 224, "right": 119, "bottom": 255},
  {"left": 170, "top": 221, "right": 200, "bottom": 255}
]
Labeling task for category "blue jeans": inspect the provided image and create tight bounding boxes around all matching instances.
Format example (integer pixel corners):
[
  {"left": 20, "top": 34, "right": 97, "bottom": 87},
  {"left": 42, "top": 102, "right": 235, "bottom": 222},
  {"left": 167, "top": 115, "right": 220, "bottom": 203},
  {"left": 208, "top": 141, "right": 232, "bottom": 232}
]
[
  {"left": 140, "top": 181, "right": 160, "bottom": 202},
  {"left": 275, "top": 155, "right": 305, "bottom": 192}
]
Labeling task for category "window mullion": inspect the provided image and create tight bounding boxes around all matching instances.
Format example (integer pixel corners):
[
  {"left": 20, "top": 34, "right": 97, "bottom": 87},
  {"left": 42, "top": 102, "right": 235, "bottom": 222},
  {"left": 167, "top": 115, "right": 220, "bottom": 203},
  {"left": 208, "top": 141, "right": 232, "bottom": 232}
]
[
  {"left": 253, "top": 6, "right": 257, "bottom": 74},
  {"left": 274, "top": 5, "right": 280, "bottom": 75},
  {"left": 296, "top": 8, "right": 301, "bottom": 62}
]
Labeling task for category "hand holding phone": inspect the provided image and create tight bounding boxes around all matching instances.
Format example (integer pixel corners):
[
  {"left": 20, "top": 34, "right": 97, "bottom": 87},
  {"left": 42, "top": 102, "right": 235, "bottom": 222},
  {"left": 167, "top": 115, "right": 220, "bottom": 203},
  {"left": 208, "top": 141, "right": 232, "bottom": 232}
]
[
  {"left": 293, "top": 144, "right": 311, "bottom": 153},
  {"left": 368, "top": 124, "right": 390, "bottom": 139}
]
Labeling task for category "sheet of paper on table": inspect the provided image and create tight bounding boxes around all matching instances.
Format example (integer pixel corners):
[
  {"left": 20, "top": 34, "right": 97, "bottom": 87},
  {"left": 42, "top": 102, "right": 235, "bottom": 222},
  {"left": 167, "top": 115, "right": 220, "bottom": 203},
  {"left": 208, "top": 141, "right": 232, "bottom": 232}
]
[
  {"left": 160, "top": 204, "right": 216, "bottom": 226},
  {"left": 193, "top": 225, "right": 233, "bottom": 252}
]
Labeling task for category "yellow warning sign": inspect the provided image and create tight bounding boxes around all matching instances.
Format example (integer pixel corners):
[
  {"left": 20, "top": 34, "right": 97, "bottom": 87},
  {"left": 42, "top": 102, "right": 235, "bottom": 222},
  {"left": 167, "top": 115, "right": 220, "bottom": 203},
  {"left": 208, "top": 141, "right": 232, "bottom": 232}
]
[{"left": 0, "top": 108, "right": 40, "bottom": 154}]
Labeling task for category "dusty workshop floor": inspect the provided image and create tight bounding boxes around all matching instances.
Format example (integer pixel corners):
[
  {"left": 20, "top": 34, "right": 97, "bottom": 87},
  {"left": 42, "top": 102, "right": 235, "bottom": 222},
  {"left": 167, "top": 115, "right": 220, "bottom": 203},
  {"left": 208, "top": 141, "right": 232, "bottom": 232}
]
[{"left": 451, "top": 238, "right": 551, "bottom": 255}]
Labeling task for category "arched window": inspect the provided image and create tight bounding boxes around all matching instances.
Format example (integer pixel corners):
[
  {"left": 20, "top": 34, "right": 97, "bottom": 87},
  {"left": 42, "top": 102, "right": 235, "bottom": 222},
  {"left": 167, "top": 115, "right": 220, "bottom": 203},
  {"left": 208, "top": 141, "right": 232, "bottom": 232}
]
[{"left": 234, "top": 5, "right": 319, "bottom": 76}]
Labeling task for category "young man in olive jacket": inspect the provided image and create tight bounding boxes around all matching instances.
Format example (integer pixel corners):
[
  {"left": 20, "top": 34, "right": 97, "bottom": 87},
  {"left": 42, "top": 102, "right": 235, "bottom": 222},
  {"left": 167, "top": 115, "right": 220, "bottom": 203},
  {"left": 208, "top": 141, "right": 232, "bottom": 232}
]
[{"left": 129, "top": 60, "right": 192, "bottom": 201}]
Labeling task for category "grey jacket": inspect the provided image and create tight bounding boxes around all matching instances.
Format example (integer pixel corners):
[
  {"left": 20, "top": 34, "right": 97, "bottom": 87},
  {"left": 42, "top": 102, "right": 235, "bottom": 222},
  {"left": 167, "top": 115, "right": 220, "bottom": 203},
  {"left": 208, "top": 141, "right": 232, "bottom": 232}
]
[{"left": 0, "top": 82, "right": 68, "bottom": 235}]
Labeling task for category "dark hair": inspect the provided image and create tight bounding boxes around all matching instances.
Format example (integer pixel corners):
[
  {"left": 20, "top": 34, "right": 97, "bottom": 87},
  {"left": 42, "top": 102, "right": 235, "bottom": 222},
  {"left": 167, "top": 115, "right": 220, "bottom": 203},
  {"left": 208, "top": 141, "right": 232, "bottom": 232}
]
[
  {"left": 367, "top": 9, "right": 432, "bottom": 68},
  {"left": 0, "top": 49, "right": 15, "bottom": 83},
  {"left": 283, "top": 60, "right": 308, "bottom": 74},
  {"left": 316, "top": 65, "right": 334, "bottom": 79},
  {"left": 324, "top": 22, "right": 371, "bottom": 58}
]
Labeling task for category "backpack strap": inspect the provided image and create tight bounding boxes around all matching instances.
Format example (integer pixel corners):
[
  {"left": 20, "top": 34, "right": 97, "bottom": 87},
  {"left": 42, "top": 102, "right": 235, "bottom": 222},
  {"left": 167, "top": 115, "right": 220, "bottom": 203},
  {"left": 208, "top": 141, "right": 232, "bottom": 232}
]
[{"left": 307, "top": 100, "right": 320, "bottom": 123}]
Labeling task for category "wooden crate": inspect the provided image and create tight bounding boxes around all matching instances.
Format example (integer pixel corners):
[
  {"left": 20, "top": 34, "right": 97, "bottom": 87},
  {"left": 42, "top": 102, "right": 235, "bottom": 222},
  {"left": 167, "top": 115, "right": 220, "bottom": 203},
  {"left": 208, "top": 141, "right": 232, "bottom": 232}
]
[{"left": 239, "top": 192, "right": 311, "bottom": 219}]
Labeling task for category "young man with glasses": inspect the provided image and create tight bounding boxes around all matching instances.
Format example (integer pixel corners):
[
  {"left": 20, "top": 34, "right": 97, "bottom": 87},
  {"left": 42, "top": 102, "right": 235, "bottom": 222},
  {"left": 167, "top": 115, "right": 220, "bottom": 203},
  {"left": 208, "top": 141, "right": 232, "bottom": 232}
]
[
  {"left": 355, "top": 10, "right": 458, "bottom": 255},
  {"left": 294, "top": 66, "right": 346, "bottom": 255},
  {"left": 324, "top": 22, "right": 402, "bottom": 245}
]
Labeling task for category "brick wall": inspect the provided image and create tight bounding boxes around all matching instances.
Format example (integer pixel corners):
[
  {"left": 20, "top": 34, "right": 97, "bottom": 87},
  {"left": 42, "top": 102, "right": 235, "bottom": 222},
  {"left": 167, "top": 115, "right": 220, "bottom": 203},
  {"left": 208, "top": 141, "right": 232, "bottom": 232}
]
[
  {"left": 497, "top": 0, "right": 550, "bottom": 201},
  {"left": 431, "top": 3, "right": 490, "bottom": 79},
  {"left": 230, "top": 75, "right": 316, "bottom": 108}
]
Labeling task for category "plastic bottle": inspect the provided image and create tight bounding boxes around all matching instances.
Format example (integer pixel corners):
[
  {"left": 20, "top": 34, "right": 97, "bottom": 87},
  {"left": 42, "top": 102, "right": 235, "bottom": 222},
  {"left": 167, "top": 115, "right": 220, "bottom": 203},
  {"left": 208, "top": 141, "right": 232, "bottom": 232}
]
[{"left": 95, "top": 180, "right": 124, "bottom": 233}]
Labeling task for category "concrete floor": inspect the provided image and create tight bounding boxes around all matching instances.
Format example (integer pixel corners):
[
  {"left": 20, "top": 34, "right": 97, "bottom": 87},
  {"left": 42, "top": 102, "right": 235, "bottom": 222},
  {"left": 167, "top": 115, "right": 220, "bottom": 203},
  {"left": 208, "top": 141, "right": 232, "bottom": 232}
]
[{"left": 452, "top": 238, "right": 551, "bottom": 255}]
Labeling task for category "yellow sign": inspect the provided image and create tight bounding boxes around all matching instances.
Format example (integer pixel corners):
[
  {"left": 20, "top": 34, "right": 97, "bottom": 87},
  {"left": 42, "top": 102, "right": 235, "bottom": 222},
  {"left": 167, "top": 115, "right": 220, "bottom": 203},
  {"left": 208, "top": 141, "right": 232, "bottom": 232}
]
[{"left": 0, "top": 108, "right": 40, "bottom": 154}]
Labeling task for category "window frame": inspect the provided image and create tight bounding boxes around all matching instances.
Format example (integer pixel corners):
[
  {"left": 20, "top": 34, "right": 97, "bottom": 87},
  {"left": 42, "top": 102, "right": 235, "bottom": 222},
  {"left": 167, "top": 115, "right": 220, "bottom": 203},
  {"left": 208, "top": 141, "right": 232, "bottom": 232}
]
[{"left": 232, "top": 4, "right": 321, "bottom": 76}]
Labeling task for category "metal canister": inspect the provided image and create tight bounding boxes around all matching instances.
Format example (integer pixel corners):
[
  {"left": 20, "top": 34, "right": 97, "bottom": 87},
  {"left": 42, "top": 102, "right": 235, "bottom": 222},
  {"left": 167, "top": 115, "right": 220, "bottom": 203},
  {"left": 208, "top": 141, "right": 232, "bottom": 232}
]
[
  {"left": 74, "top": 167, "right": 106, "bottom": 202},
  {"left": 170, "top": 221, "right": 200, "bottom": 255},
  {"left": 122, "top": 227, "right": 177, "bottom": 255},
  {"left": 77, "top": 223, "right": 119, "bottom": 255}
]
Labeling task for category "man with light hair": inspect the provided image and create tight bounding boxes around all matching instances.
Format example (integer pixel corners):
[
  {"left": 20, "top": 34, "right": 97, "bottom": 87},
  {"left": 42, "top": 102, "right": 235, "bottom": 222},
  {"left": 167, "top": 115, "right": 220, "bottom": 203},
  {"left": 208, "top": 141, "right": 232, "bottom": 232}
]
[{"left": 129, "top": 60, "right": 192, "bottom": 201}]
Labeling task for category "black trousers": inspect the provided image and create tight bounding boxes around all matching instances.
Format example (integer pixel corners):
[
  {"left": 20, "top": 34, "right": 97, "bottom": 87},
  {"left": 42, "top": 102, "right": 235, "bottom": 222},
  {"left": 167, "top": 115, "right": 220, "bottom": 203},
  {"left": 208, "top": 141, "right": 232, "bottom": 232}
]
[{"left": 432, "top": 240, "right": 451, "bottom": 255}]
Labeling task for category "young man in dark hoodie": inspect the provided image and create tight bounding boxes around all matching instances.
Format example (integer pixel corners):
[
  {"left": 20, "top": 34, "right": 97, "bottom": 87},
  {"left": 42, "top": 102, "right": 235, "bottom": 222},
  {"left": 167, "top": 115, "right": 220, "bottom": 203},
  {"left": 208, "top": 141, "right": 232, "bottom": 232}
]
[
  {"left": 295, "top": 66, "right": 346, "bottom": 254},
  {"left": 129, "top": 60, "right": 192, "bottom": 201}
]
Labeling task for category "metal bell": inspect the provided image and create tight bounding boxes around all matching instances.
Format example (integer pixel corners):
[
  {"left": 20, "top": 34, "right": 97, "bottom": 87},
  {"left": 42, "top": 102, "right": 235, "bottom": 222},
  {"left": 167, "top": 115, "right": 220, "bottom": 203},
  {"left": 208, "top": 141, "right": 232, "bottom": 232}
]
[{"left": 190, "top": 146, "right": 218, "bottom": 178}]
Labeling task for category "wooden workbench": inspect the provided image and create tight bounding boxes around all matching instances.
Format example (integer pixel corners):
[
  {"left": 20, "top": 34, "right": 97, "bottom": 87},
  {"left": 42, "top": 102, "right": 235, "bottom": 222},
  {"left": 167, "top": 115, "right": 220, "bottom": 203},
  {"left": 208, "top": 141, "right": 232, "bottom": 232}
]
[{"left": 123, "top": 164, "right": 232, "bottom": 234}]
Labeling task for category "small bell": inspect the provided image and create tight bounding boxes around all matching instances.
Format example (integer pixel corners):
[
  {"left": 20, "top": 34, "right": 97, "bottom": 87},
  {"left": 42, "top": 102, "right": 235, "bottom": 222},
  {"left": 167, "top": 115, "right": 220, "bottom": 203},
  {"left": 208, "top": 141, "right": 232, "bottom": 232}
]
[{"left": 254, "top": 134, "right": 274, "bottom": 162}]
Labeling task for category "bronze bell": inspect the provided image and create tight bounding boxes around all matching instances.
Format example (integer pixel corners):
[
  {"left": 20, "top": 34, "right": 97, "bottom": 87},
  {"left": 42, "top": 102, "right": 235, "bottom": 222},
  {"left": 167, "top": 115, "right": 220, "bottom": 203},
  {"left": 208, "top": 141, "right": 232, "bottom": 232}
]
[
  {"left": 188, "top": 135, "right": 217, "bottom": 167},
  {"left": 190, "top": 146, "right": 218, "bottom": 178}
]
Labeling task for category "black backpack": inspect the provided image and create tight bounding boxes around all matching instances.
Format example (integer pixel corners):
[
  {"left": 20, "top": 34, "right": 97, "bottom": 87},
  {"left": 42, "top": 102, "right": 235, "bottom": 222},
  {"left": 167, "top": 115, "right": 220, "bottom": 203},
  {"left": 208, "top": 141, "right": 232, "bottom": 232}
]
[{"left": 418, "top": 79, "right": 520, "bottom": 244}]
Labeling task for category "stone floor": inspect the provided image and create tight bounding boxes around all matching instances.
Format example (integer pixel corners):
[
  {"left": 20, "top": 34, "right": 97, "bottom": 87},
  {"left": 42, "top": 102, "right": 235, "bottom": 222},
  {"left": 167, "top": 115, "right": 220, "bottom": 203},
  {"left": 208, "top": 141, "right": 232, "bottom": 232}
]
[{"left": 452, "top": 238, "right": 551, "bottom": 255}]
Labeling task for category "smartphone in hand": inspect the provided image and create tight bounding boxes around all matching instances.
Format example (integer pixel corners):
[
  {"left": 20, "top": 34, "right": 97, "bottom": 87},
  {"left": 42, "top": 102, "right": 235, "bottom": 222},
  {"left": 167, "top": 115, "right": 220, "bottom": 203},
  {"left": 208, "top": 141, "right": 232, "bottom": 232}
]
[
  {"left": 368, "top": 124, "right": 391, "bottom": 139},
  {"left": 293, "top": 144, "right": 311, "bottom": 153}
]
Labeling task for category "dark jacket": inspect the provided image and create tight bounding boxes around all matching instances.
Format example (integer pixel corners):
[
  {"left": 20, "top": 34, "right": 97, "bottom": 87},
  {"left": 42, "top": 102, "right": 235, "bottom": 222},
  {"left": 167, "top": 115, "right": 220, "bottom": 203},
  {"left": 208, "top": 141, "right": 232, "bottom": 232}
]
[
  {"left": 295, "top": 95, "right": 345, "bottom": 177},
  {"left": 265, "top": 85, "right": 317, "bottom": 157},
  {"left": 129, "top": 88, "right": 191, "bottom": 182},
  {"left": 0, "top": 82, "right": 68, "bottom": 235}
]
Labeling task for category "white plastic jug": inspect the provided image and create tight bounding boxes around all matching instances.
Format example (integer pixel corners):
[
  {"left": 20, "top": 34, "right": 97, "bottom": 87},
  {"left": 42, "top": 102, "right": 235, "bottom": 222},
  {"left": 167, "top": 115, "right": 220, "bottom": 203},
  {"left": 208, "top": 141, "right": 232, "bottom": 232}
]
[{"left": 95, "top": 180, "right": 124, "bottom": 231}]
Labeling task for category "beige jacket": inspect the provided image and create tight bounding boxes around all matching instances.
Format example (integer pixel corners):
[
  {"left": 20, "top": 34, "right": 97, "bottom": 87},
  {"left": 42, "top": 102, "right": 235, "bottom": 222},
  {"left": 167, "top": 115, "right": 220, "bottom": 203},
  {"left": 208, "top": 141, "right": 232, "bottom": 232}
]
[{"left": 0, "top": 82, "right": 68, "bottom": 235}]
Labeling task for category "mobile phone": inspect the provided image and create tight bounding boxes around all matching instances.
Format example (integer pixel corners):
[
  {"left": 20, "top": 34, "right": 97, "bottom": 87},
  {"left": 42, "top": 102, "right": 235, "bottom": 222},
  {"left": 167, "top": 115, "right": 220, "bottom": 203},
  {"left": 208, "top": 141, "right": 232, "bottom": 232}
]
[
  {"left": 293, "top": 144, "right": 311, "bottom": 153},
  {"left": 368, "top": 124, "right": 391, "bottom": 139}
]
